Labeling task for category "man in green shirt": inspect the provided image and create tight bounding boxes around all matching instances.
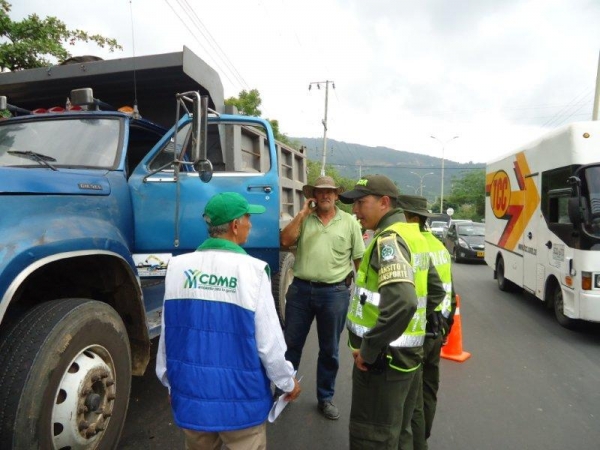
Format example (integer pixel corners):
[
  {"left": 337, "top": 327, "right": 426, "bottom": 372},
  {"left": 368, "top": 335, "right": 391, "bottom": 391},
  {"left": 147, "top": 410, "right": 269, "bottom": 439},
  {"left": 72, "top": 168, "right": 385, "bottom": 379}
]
[{"left": 280, "top": 175, "right": 365, "bottom": 420}]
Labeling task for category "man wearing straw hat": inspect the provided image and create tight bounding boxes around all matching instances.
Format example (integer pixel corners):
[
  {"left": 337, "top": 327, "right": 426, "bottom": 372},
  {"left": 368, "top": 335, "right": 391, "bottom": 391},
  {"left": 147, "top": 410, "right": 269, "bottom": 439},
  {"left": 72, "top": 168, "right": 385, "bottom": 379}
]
[
  {"left": 398, "top": 194, "right": 456, "bottom": 450},
  {"left": 280, "top": 175, "right": 365, "bottom": 420}
]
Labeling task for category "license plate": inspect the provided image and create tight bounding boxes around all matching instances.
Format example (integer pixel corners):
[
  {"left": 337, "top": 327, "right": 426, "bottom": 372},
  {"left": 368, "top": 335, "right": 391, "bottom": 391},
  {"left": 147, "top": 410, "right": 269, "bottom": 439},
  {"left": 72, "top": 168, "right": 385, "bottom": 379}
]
[{"left": 477, "top": 251, "right": 484, "bottom": 257}]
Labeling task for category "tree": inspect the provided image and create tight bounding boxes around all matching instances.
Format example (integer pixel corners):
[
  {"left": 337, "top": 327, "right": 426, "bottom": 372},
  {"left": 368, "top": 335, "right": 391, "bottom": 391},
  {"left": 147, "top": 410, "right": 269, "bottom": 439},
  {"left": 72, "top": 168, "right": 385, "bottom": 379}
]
[
  {"left": 225, "top": 89, "right": 262, "bottom": 116},
  {"left": 0, "top": 1, "right": 122, "bottom": 72},
  {"left": 445, "top": 170, "right": 486, "bottom": 221},
  {"left": 226, "top": 89, "right": 301, "bottom": 148}
]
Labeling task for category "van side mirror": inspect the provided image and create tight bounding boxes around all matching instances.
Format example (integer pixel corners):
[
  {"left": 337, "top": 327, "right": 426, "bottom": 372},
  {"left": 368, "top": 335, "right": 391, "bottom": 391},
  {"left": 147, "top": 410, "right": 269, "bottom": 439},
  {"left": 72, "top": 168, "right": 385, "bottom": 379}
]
[{"left": 568, "top": 196, "right": 587, "bottom": 227}]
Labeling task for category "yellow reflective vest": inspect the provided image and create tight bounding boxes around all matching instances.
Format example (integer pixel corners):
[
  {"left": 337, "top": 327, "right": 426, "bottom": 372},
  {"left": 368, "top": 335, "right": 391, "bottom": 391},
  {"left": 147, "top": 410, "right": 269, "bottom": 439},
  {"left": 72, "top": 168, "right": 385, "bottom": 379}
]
[
  {"left": 422, "top": 231, "right": 453, "bottom": 318},
  {"left": 347, "top": 222, "right": 429, "bottom": 371}
]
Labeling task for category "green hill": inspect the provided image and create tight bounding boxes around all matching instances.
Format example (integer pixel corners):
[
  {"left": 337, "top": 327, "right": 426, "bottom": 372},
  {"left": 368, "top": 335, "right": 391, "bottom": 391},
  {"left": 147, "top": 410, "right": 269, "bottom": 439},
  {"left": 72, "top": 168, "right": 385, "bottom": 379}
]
[{"left": 294, "top": 137, "right": 484, "bottom": 203}]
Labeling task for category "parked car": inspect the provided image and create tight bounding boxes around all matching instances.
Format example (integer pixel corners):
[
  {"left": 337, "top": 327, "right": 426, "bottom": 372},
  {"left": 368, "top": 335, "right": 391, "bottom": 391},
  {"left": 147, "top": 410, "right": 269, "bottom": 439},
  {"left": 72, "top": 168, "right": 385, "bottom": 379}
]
[
  {"left": 429, "top": 220, "right": 447, "bottom": 240},
  {"left": 444, "top": 222, "right": 485, "bottom": 262}
]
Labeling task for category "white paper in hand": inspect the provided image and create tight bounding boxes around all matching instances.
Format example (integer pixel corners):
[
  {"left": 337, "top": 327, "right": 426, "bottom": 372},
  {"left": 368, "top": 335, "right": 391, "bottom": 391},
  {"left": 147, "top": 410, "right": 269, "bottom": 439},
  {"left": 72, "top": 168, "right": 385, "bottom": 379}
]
[
  {"left": 268, "top": 375, "right": 302, "bottom": 423},
  {"left": 268, "top": 391, "right": 289, "bottom": 423}
]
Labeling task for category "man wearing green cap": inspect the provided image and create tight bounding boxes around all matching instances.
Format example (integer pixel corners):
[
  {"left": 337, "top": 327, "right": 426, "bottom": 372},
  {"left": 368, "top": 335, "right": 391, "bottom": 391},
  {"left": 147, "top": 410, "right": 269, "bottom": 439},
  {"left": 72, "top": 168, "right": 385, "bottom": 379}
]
[
  {"left": 339, "top": 175, "right": 445, "bottom": 449},
  {"left": 398, "top": 194, "right": 456, "bottom": 450},
  {"left": 157, "top": 192, "right": 301, "bottom": 449}
]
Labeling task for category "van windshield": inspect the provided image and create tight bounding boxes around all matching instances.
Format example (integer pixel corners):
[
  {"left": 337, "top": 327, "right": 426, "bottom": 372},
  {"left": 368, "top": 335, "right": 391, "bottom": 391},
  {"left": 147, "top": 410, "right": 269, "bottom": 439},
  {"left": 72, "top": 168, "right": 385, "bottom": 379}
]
[{"left": 0, "top": 117, "right": 121, "bottom": 169}]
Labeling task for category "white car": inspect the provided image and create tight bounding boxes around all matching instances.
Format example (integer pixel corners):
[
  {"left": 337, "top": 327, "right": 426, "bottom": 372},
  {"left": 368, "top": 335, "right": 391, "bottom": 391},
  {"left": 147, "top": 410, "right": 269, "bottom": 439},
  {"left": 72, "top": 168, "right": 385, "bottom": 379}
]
[{"left": 429, "top": 221, "right": 447, "bottom": 240}]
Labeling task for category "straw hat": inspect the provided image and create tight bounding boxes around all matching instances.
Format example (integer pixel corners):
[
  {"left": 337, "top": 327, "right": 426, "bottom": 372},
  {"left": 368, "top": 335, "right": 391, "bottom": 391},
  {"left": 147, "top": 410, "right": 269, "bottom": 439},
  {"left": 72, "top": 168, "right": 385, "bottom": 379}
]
[{"left": 302, "top": 176, "right": 344, "bottom": 198}]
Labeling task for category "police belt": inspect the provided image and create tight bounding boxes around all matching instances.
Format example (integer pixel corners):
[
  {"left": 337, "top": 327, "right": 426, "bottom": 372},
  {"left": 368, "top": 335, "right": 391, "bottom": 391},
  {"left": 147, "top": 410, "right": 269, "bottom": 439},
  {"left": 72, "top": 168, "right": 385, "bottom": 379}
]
[{"left": 294, "top": 277, "right": 346, "bottom": 288}]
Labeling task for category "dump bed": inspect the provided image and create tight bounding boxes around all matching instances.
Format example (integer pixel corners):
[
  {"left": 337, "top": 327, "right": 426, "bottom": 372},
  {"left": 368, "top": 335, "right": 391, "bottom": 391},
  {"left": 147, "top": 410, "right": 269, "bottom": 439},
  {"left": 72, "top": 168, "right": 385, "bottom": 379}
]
[{"left": 0, "top": 46, "right": 224, "bottom": 127}]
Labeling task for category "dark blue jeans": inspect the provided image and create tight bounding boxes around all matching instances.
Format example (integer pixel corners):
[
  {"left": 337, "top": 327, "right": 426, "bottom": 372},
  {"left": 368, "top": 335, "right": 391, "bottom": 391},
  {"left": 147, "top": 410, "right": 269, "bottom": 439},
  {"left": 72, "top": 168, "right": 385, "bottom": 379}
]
[{"left": 284, "top": 278, "right": 351, "bottom": 402}]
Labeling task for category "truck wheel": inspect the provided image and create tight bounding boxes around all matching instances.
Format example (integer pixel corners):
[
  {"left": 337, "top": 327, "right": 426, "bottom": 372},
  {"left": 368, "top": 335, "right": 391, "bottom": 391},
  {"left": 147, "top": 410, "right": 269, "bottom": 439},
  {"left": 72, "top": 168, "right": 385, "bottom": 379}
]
[
  {"left": 551, "top": 284, "right": 578, "bottom": 329},
  {"left": 272, "top": 252, "right": 295, "bottom": 327},
  {"left": 0, "top": 299, "right": 131, "bottom": 450},
  {"left": 496, "top": 256, "right": 516, "bottom": 292}
]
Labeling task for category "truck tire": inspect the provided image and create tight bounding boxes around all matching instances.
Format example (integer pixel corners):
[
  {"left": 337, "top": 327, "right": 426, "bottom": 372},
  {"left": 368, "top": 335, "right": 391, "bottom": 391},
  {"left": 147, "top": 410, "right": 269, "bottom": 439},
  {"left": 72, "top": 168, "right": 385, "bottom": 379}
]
[
  {"left": 551, "top": 284, "right": 578, "bottom": 329},
  {"left": 496, "top": 256, "right": 517, "bottom": 292},
  {"left": 272, "top": 252, "right": 295, "bottom": 327},
  {"left": 0, "top": 299, "right": 131, "bottom": 450}
]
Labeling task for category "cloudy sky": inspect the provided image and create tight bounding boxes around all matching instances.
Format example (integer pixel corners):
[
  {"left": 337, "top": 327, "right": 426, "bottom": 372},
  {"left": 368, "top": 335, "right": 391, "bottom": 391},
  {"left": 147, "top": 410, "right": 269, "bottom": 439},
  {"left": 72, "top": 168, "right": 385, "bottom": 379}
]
[{"left": 8, "top": 0, "right": 600, "bottom": 164}]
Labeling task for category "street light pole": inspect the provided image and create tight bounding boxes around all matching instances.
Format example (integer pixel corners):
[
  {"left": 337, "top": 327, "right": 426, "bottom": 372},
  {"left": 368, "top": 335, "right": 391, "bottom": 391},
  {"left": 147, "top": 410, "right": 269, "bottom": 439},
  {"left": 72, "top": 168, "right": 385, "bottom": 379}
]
[
  {"left": 430, "top": 135, "right": 458, "bottom": 214},
  {"left": 410, "top": 171, "right": 435, "bottom": 196},
  {"left": 309, "top": 80, "right": 335, "bottom": 176}
]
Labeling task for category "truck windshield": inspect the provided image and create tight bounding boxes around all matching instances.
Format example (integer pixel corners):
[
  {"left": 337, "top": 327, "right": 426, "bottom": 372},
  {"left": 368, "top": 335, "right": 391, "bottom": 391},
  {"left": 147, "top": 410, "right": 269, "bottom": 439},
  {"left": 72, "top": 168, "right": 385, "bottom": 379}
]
[{"left": 0, "top": 117, "right": 121, "bottom": 169}]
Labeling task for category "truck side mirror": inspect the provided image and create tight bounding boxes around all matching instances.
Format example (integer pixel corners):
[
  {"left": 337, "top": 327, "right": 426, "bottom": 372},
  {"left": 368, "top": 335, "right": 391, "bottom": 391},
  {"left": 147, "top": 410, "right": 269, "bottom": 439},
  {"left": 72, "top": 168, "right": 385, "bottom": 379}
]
[
  {"left": 194, "top": 159, "right": 213, "bottom": 183},
  {"left": 190, "top": 95, "right": 207, "bottom": 163},
  {"left": 191, "top": 96, "right": 212, "bottom": 183},
  {"left": 0, "top": 96, "right": 6, "bottom": 110}
]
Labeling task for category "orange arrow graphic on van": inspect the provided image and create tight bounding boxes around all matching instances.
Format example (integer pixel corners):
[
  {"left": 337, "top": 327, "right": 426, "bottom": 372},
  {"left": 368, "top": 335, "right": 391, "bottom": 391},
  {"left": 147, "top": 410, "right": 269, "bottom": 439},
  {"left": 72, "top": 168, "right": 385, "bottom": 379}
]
[{"left": 486, "top": 152, "right": 539, "bottom": 250}]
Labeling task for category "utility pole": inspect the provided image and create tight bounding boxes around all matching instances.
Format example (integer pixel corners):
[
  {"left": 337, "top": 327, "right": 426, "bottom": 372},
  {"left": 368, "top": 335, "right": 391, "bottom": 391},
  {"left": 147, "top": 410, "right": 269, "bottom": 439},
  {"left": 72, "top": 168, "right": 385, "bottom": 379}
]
[
  {"left": 309, "top": 80, "right": 335, "bottom": 176},
  {"left": 410, "top": 171, "right": 434, "bottom": 196},
  {"left": 430, "top": 135, "right": 459, "bottom": 214},
  {"left": 593, "top": 50, "right": 600, "bottom": 121}
]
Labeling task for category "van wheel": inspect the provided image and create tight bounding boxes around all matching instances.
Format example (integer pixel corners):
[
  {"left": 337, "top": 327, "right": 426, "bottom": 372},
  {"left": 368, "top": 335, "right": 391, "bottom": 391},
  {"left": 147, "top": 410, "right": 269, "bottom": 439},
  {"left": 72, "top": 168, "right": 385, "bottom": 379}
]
[
  {"left": 272, "top": 252, "right": 295, "bottom": 327},
  {"left": 496, "top": 256, "right": 517, "bottom": 292},
  {"left": 0, "top": 299, "right": 131, "bottom": 449},
  {"left": 551, "top": 284, "right": 578, "bottom": 329}
]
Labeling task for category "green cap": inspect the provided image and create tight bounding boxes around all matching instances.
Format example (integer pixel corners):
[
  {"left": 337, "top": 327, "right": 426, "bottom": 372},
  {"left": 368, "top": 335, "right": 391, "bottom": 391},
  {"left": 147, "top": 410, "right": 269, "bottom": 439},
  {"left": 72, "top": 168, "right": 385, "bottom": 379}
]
[
  {"left": 203, "top": 192, "right": 266, "bottom": 226},
  {"left": 339, "top": 174, "right": 399, "bottom": 204}
]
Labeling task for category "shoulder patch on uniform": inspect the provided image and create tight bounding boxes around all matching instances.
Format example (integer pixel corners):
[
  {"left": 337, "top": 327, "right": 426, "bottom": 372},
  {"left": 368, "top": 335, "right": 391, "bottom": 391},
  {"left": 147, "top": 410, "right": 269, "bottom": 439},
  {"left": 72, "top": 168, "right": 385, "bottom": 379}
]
[
  {"left": 376, "top": 233, "right": 414, "bottom": 288},
  {"left": 381, "top": 243, "right": 395, "bottom": 261}
]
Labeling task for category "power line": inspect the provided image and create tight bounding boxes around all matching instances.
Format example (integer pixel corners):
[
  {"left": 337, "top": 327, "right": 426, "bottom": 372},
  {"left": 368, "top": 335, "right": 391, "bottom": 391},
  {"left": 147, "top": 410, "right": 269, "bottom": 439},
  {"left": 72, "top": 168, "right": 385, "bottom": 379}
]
[
  {"left": 541, "top": 88, "right": 594, "bottom": 128},
  {"left": 177, "top": 0, "right": 249, "bottom": 90},
  {"left": 327, "top": 163, "right": 483, "bottom": 170},
  {"left": 163, "top": 0, "right": 246, "bottom": 92}
]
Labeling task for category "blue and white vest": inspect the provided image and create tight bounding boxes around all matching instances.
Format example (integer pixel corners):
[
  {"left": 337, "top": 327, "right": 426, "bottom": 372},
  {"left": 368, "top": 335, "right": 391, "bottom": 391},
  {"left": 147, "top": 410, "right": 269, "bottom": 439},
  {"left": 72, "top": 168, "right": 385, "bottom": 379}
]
[{"left": 163, "top": 249, "right": 272, "bottom": 432}]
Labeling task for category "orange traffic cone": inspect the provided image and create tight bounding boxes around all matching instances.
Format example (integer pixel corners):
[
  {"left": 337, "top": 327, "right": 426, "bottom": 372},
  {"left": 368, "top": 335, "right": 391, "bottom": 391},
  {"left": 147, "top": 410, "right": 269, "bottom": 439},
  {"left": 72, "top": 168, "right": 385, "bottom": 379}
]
[{"left": 441, "top": 294, "right": 471, "bottom": 362}]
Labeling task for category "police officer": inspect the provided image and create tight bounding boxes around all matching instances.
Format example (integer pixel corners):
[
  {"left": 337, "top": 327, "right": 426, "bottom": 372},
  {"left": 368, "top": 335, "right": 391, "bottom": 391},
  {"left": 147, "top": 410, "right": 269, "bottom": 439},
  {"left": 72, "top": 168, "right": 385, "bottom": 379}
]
[
  {"left": 399, "top": 194, "right": 456, "bottom": 450},
  {"left": 339, "top": 175, "right": 446, "bottom": 449}
]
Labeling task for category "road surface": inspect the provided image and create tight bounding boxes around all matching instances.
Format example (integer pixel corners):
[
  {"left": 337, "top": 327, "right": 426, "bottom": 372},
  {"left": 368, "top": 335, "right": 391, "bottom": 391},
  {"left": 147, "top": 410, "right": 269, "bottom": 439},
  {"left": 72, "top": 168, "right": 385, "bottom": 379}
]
[{"left": 119, "top": 262, "right": 600, "bottom": 449}]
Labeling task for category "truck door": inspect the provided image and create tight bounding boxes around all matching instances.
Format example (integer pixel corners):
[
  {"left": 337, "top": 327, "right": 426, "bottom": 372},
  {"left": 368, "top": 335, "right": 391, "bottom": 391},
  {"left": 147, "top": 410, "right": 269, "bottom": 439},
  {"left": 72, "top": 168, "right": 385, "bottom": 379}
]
[
  {"left": 522, "top": 172, "right": 540, "bottom": 292},
  {"left": 127, "top": 121, "right": 280, "bottom": 335}
]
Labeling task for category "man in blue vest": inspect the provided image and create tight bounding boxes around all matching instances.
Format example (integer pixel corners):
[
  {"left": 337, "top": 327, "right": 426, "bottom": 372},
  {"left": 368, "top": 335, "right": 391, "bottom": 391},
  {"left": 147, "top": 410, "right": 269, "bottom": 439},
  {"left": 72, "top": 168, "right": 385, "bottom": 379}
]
[
  {"left": 340, "top": 175, "right": 445, "bottom": 449},
  {"left": 156, "top": 192, "right": 301, "bottom": 449},
  {"left": 399, "top": 194, "right": 456, "bottom": 450}
]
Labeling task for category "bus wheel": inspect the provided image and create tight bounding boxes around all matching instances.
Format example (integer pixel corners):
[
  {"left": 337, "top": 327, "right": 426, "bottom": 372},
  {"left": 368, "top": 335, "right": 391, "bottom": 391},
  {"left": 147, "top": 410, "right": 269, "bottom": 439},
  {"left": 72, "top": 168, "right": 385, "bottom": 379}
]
[
  {"left": 496, "top": 256, "right": 513, "bottom": 291},
  {"left": 551, "top": 284, "right": 578, "bottom": 329}
]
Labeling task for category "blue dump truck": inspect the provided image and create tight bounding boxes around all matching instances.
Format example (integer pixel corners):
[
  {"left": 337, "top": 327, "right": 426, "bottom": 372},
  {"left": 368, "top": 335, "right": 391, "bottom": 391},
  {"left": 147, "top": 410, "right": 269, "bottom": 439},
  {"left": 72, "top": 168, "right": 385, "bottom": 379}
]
[{"left": 0, "top": 47, "right": 306, "bottom": 449}]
